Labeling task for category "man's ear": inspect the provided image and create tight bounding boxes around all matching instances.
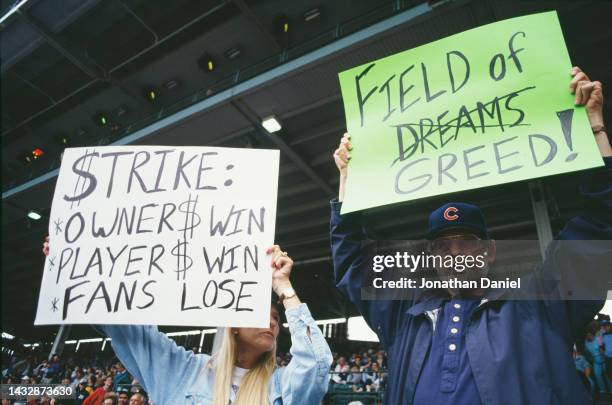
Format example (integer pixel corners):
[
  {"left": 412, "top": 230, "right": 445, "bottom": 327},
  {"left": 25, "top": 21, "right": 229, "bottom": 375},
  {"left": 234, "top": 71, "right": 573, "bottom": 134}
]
[{"left": 485, "top": 240, "right": 496, "bottom": 265}]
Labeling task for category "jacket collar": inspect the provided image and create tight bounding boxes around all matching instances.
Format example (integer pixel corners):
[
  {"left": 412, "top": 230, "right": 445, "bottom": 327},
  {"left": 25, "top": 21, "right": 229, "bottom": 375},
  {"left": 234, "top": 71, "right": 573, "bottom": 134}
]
[{"left": 407, "top": 287, "right": 508, "bottom": 316}]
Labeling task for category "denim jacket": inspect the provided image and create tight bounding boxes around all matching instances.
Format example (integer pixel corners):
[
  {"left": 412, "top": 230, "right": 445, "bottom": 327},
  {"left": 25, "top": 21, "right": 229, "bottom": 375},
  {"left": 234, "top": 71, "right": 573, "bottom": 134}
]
[{"left": 100, "top": 303, "right": 332, "bottom": 405}]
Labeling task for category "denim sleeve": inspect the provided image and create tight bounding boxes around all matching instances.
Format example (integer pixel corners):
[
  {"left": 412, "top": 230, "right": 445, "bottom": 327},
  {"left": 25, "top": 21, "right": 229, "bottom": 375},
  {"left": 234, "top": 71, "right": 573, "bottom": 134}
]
[
  {"left": 280, "top": 303, "right": 333, "bottom": 405},
  {"left": 99, "top": 324, "right": 206, "bottom": 403},
  {"left": 539, "top": 156, "right": 612, "bottom": 339}
]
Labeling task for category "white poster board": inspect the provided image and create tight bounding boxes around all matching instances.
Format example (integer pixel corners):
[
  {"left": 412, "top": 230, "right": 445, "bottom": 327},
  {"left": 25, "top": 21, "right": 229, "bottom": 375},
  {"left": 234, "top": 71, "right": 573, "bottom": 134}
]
[{"left": 35, "top": 146, "right": 279, "bottom": 328}]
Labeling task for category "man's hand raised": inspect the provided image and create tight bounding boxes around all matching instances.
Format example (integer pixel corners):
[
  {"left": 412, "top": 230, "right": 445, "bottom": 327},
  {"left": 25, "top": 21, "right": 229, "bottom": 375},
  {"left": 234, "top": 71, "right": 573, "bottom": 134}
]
[
  {"left": 570, "top": 66, "right": 611, "bottom": 157},
  {"left": 333, "top": 132, "right": 352, "bottom": 201}
]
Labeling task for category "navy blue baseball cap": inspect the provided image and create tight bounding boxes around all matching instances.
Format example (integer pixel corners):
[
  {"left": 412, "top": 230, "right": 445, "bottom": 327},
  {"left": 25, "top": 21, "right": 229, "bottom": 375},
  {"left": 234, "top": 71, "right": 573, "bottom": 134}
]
[{"left": 427, "top": 202, "right": 489, "bottom": 240}]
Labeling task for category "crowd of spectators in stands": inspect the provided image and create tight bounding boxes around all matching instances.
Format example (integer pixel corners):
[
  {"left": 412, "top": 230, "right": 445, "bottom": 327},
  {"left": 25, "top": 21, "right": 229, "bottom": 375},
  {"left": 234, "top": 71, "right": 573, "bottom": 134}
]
[
  {"left": 1, "top": 351, "right": 150, "bottom": 405},
  {"left": 5, "top": 314, "right": 612, "bottom": 404},
  {"left": 328, "top": 348, "right": 388, "bottom": 393},
  {"left": 277, "top": 346, "right": 388, "bottom": 394},
  {"left": 574, "top": 314, "right": 612, "bottom": 399},
  {"left": 2, "top": 342, "right": 389, "bottom": 404}
]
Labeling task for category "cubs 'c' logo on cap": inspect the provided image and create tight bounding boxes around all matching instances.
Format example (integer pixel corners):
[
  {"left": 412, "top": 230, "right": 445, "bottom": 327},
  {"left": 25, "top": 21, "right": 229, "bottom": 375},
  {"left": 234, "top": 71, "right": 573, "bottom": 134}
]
[{"left": 443, "top": 207, "right": 459, "bottom": 221}]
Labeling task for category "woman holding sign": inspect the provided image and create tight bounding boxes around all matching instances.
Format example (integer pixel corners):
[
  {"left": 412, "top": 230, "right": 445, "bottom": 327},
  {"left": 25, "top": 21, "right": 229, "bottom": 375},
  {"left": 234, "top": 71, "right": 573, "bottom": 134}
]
[{"left": 43, "top": 240, "right": 332, "bottom": 404}]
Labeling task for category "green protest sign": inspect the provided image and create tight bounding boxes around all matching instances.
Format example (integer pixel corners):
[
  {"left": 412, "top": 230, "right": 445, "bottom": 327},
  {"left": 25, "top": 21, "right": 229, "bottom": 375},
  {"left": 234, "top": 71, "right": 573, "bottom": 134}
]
[{"left": 338, "top": 11, "right": 604, "bottom": 214}]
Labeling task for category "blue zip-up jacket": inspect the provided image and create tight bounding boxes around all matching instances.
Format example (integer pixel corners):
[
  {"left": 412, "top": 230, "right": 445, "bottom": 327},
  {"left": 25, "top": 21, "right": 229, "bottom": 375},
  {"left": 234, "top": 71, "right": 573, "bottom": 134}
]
[
  {"left": 330, "top": 156, "right": 612, "bottom": 405},
  {"left": 99, "top": 303, "right": 332, "bottom": 404}
]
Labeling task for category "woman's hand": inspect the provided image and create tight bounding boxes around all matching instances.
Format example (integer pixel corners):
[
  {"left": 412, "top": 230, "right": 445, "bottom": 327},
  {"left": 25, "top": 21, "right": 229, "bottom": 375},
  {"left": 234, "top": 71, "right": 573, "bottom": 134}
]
[
  {"left": 570, "top": 66, "right": 611, "bottom": 157},
  {"left": 333, "top": 132, "right": 352, "bottom": 201},
  {"left": 43, "top": 236, "right": 49, "bottom": 256},
  {"left": 267, "top": 245, "right": 293, "bottom": 294}
]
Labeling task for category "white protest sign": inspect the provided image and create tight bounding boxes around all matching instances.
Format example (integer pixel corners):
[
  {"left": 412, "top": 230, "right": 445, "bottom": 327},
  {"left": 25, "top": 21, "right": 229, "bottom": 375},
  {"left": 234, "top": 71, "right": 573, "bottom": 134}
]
[{"left": 35, "top": 146, "right": 279, "bottom": 328}]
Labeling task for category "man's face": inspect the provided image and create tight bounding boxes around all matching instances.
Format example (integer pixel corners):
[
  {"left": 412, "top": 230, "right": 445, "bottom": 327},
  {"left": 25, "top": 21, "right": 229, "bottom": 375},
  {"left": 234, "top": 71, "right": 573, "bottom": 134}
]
[
  {"left": 129, "top": 394, "right": 144, "bottom": 405},
  {"left": 118, "top": 393, "right": 129, "bottom": 405},
  {"left": 429, "top": 230, "right": 495, "bottom": 294},
  {"left": 430, "top": 230, "right": 489, "bottom": 256}
]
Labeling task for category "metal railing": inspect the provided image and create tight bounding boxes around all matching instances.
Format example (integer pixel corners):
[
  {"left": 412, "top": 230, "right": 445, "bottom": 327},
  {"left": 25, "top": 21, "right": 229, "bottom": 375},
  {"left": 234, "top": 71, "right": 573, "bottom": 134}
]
[{"left": 326, "top": 371, "right": 387, "bottom": 405}]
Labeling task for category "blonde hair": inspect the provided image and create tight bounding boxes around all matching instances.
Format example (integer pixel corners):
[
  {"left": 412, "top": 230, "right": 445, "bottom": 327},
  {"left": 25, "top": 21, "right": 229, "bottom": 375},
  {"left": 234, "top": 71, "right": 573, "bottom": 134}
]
[{"left": 211, "top": 327, "right": 276, "bottom": 405}]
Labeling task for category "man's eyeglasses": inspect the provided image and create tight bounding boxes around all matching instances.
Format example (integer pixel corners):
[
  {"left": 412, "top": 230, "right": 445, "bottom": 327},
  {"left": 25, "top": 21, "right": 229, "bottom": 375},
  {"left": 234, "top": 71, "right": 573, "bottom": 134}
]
[{"left": 427, "top": 234, "right": 489, "bottom": 255}]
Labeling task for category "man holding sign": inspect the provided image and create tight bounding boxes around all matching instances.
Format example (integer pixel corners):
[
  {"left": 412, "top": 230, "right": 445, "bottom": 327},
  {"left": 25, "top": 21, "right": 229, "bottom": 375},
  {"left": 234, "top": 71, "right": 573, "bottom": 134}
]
[{"left": 331, "top": 11, "right": 612, "bottom": 405}]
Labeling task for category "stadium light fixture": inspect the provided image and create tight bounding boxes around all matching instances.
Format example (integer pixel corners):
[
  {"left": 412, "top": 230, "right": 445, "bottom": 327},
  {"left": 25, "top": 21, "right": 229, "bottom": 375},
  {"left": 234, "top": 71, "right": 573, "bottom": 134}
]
[
  {"left": 164, "top": 79, "right": 180, "bottom": 90},
  {"left": 0, "top": 0, "right": 29, "bottom": 25},
  {"left": 78, "top": 338, "right": 103, "bottom": 343},
  {"left": 144, "top": 87, "right": 157, "bottom": 102},
  {"left": 93, "top": 112, "right": 109, "bottom": 127},
  {"left": 198, "top": 53, "right": 215, "bottom": 72},
  {"left": 225, "top": 46, "right": 242, "bottom": 60},
  {"left": 282, "top": 317, "right": 346, "bottom": 328},
  {"left": 262, "top": 116, "right": 282, "bottom": 133},
  {"left": 21, "top": 152, "right": 32, "bottom": 164},
  {"left": 274, "top": 15, "right": 290, "bottom": 34},
  {"left": 114, "top": 105, "right": 128, "bottom": 117},
  {"left": 166, "top": 330, "right": 202, "bottom": 337},
  {"left": 32, "top": 148, "right": 44, "bottom": 159},
  {"left": 303, "top": 8, "right": 321, "bottom": 22},
  {"left": 56, "top": 134, "right": 70, "bottom": 146},
  {"left": 27, "top": 210, "right": 42, "bottom": 220}
]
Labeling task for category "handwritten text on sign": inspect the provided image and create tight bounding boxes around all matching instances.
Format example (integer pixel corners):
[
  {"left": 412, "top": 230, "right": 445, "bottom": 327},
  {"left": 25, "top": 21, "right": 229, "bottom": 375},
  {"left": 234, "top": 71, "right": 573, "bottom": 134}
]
[
  {"left": 35, "top": 146, "right": 279, "bottom": 327},
  {"left": 338, "top": 11, "right": 603, "bottom": 214}
]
